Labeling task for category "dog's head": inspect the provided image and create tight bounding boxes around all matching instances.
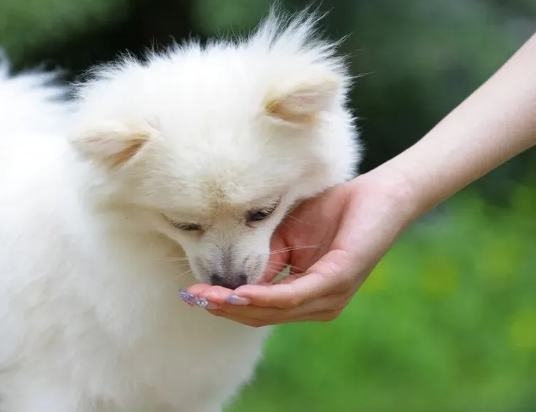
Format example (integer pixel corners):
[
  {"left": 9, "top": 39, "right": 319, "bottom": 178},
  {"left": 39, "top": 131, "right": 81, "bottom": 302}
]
[{"left": 71, "top": 11, "right": 361, "bottom": 288}]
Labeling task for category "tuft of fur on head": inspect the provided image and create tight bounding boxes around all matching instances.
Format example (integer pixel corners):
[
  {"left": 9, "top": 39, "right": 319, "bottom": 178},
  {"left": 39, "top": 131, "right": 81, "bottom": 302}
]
[
  {"left": 0, "top": 52, "right": 71, "bottom": 137},
  {"left": 70, "top": 8, "right": 362, "bottom": 288}
]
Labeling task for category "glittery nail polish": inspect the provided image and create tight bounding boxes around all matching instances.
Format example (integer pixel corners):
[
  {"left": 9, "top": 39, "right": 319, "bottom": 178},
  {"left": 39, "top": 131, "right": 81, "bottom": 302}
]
[
  {"left": 195, "top": 297, "right": 209, "bottom": 308},
  {"left": 226, "top": 295, "right": 251, "bottom": 305},
  {"left": 179, "top": 289, "right": 206, "bottom": 307},
  {"left": 179, "top": 289, "right": 196, "bottom": 306}
]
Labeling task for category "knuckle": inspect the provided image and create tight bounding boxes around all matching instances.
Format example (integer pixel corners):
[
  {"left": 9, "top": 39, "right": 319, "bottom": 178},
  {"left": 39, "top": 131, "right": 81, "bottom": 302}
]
[
  {"left": 245, "top": 319, "right": 265, "bottom": 328},
  {"left": 321, "top": 309, "right": 343, "bottom": 322},
  {"left": 209, "top": 310, "right": 225, "bottom": 317},
  {"left": 257, "top": 296, "right": 273, "bottom": 307},
  {"left": 320, "top": 250, "right": 352, "bottom": 279},
  {"left": 334, "top": 296, "right": 352, "bottom": 312},
  {"left": 287, "top": 295, "right": 303, "bottom": 308},
  {"left": 336, "top": 303, "right": 348, "bottom": 312},
  {"left": 337, "top": 274, "right": 356, "bottom": 292},
  {"left": 280, "top": 293, "right": 303, "bottom": 308}
]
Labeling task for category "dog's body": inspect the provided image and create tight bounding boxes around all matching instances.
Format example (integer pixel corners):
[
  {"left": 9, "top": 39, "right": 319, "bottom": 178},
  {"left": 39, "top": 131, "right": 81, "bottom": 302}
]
[
  {"left": 0, "top": 135, "right": 269, "bottom": 412},
  {"left": 0, "top": 11, "right": 360, "bottom": 412}
]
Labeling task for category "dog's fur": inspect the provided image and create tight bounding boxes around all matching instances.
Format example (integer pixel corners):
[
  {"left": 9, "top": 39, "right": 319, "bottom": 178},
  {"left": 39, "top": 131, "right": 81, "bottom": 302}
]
[{"left": 0, "top": 10, "right": 361, "bottom": 412}]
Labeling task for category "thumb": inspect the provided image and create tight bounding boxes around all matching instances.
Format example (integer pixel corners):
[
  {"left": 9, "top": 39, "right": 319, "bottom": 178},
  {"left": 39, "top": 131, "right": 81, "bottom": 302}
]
[
  {"left": 261, "top": 231, "right": 290, "bottom": 283},
  {"left": 234, "top": 249, "right": 352, "bottom": 309}
]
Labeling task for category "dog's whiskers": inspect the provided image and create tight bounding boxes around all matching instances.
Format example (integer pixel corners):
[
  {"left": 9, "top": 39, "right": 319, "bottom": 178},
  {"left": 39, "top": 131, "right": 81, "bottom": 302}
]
[
  {"left": 284, "top": 214, "right": 318, "bottom": 226},
  {"left": 156, "top": 256, "right": 190, "bottom": 263},
  {"left": 265, "top": 265, "right": 302, "bottom": 275},
  {"left": 267, "top": 245, "right": 322, "bottom": 255},
  {"left": 173, "top": 269, "right": 193, "bottom": 281},
  {"left": 265, "top": 261, "right": 302, "bottom": 271}
]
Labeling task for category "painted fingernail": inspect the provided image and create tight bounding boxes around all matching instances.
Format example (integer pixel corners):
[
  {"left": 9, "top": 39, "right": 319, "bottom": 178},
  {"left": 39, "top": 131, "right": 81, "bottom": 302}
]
[
  {"left": 179, "top": 289, "right": 196, "bottom": 306},
  {"left": 226, "top": 295, "right": 251, "bottom": 305},
  {"left": 179, "top": 289, "right": 208, "bottom": 308},
  {"left": 195, "top": 297, "right": 209, "bottom": 308}
]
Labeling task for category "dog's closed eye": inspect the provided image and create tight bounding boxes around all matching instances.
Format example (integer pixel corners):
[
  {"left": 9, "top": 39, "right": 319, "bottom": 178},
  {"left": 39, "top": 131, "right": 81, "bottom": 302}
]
[
  {"left": 174, "top": 222, "right": 203, "bottom": 232},
  {"left": 163, "top": 215, "right": 202, "bottom": 232}
]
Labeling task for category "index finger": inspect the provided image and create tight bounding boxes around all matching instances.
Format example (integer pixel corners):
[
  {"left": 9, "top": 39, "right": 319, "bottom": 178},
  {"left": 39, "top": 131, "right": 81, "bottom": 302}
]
[{"left": 233, "top": 272, "right": 330, "bottom": 308}]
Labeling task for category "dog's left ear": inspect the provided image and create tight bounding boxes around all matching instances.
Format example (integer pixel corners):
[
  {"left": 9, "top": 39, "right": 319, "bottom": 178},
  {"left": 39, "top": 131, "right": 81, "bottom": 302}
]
[
  {"left": 70, "top": 121, "right": 155, "bottom": 168},
  {"left": 263, "top": 70, "right": 340, "bottom": 126}
]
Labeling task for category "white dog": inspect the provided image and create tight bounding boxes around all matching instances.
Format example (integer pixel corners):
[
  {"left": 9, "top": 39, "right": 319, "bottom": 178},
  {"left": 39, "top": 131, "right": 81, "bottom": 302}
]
[{"left": 0, "top": 9, "right": 361, "bottom": 412}]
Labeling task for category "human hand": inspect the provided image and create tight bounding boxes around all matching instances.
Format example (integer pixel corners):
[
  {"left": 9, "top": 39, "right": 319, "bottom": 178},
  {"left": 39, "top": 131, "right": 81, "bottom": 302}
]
[
  {"left": 187, "top": 169, "right": 415, "bottom": 327},
  {"left": 187, "top": 31, "right": 536, "bottom": 326}
]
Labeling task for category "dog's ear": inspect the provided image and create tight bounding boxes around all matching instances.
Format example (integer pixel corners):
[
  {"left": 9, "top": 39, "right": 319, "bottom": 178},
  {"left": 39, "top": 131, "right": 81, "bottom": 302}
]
[
  {"left": 263, "top": 71, "right": 340, "bottom": 125},
  {"left": 70, "top": 121, "right": 155, "bottom": 168}
]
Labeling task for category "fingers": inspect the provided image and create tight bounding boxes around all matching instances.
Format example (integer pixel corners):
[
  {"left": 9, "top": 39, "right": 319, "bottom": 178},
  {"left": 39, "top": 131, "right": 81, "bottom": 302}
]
[
  {"left": 209, "top": 309, "right": 343, "bottom": 327},
  {"left": 205, "top": 290, "right": 351, "bottom": 326},
  {"left": 187, "top": 283, "right": 212, "bottom": 296},
  {"left": 233, "top": 249, "right": 353, "bottom": 309},
  {"left": 186, "top": 274, "right": 353, "bottom": 326},
  {"left": 261, "top": 233, "right": 290, "bottom": 283},
  {"left": 186, "top": 280, "right": 274, "bottom": 306},
  {"left": 187, "top": 285, "right": 234, "bottom": 305},
  {"left": 230, "top": 273, "right": 329, "bottom": 308},
  {"left": 186, "top": 247, "right": 357, "bottom": 326},
  {"left": 207, "top": 310, "right": 264, "bottom": 328}
]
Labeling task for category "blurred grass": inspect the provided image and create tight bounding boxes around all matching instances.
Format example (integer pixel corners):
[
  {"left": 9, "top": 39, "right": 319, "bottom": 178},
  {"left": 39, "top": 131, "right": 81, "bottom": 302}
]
[{"left": 227, "top": 191, "right": 536, "bottom": 412}]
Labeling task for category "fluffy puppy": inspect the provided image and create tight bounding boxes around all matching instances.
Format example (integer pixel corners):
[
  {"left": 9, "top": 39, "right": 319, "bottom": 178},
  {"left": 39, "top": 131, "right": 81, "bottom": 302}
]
[{"left": 0, "top": 9, "right": 361, "bottom": 412}]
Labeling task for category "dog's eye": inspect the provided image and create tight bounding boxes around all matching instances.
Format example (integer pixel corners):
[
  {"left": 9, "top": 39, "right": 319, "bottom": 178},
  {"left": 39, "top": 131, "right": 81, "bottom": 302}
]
[
  {"left": 174, "top": 222, "right": 202, "bottom": 232},
  {"left": 247, "top": 202, "right": 278, "bottom": 223},
  {"left": 248, "top": 210, "right": 272, "bottom": 222},
  {"left": 163, "top": 215, "right": 202, "bottom": 232}
]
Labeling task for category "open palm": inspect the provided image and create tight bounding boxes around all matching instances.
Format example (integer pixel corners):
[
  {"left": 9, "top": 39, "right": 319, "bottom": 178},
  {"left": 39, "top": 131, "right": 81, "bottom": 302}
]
[{"left": 188, "top": 171, "right": 411, "bottom": 326}]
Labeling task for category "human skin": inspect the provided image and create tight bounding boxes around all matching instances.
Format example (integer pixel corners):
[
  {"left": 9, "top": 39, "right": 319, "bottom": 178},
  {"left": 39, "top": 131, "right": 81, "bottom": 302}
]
[{"left": 188, "top": 32, "right": 536, "bottom": 327}]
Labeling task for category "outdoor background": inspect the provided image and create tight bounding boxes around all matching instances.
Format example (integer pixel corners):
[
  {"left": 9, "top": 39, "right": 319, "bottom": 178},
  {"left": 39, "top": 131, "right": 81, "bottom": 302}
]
[{"left": 2, "top": 0, "right": 535, "bottom": 411}]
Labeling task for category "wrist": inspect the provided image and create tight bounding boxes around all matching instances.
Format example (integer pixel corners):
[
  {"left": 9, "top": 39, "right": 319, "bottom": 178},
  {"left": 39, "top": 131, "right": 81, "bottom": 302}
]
[{"left": 353, "top": 163, "right": 422, "bottom": 231}]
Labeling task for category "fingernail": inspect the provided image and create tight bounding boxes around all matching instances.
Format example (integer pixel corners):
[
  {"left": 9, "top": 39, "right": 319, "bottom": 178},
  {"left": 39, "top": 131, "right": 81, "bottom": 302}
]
[
  {"left": 179, "top": 289, "right": 207, "bottom": 307},
  {"left": 179, "top": 289, "right": 196, "bottom": 306},
  {"left": 195, "top": 297, "right": 209, "bottom": 308},
  {"left": 226, "top": 295, "right": 251, "bottom": 305}
]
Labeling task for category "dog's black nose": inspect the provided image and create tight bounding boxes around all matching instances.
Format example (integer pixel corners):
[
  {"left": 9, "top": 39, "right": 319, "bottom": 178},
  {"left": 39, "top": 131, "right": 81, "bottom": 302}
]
[{"left": 210, "top": 274, "right": 247, "bottom": 290}]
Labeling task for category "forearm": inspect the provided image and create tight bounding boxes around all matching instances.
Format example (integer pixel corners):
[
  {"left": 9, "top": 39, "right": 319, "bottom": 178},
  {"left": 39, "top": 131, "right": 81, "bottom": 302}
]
[{"left": 372, "top": 32, "right": 536, "bottom": 222}]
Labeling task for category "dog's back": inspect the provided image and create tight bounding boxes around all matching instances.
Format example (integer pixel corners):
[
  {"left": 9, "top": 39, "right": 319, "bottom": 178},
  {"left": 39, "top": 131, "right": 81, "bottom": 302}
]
[{"left": 0, "top": 55, "right": 70, "bottom": 138}]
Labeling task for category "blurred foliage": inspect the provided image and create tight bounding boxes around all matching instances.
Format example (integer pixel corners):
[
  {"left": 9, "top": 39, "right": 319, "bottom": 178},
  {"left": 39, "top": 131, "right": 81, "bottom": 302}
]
[
  {"left": 2, "top": 0, "right": 535, "bottom": 179},
  {"left": 0, "top": 0, "right": 129, "bottom": 57},
  {"left": 1, "top": 1, "right": 536, "bottom": 411}
]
